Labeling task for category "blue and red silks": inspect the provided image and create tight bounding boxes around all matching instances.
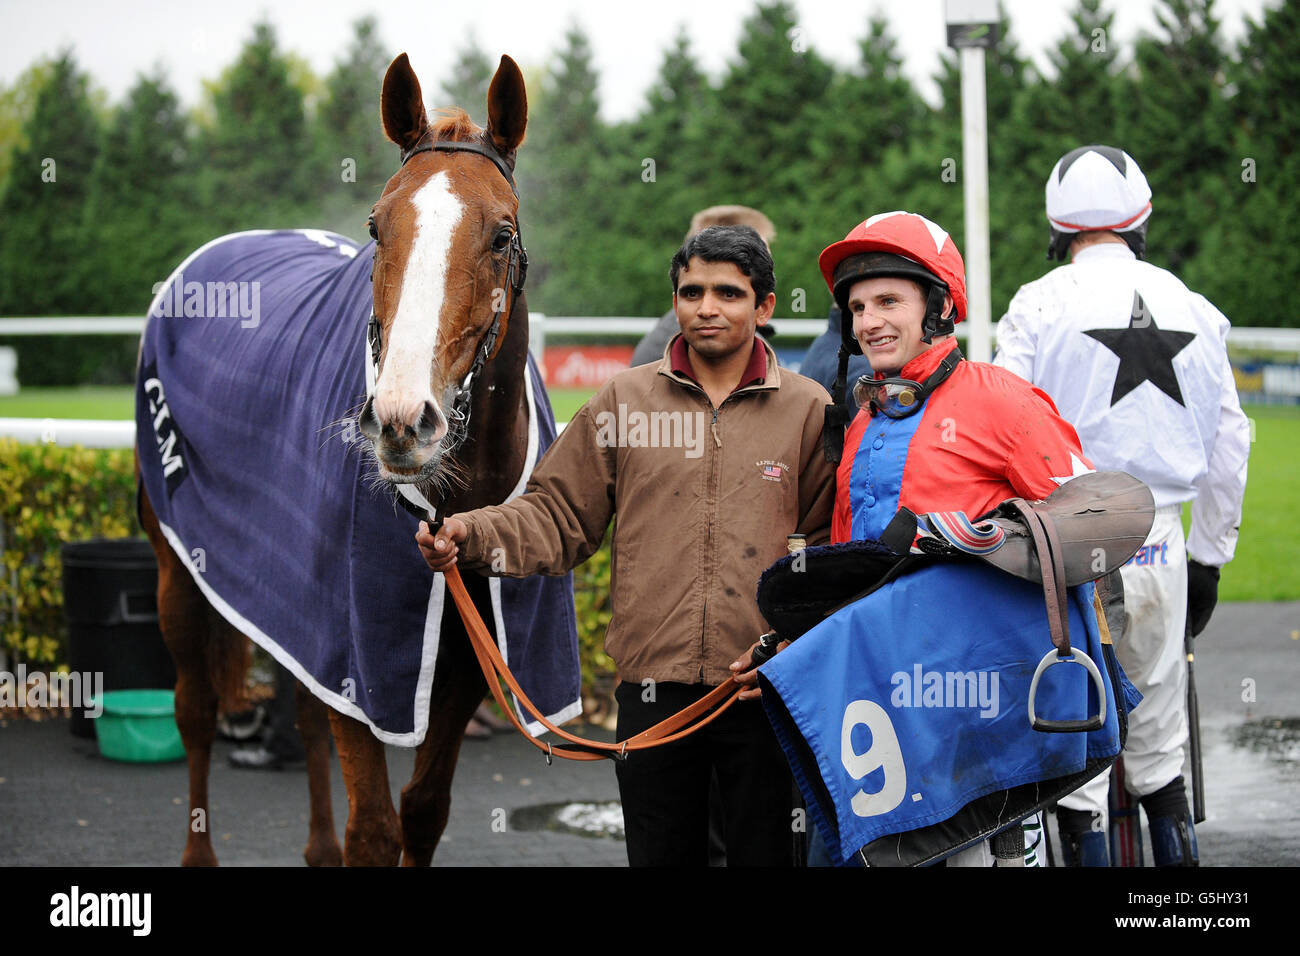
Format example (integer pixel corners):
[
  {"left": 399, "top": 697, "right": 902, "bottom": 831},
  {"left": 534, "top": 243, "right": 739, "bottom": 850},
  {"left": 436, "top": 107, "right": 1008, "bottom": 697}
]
[
  {"left": 137, "top": 229, "right": 580, "bottom": 746},
  {"left": 758, "top": 559, "right": 1135, "bottom": 865}
]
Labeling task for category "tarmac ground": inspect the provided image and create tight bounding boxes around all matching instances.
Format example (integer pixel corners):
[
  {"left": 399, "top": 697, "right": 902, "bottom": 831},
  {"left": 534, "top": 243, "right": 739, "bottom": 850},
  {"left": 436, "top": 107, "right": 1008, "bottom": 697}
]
[{"left": 1, "top": 600, "right": 1296, "bottom": 867}]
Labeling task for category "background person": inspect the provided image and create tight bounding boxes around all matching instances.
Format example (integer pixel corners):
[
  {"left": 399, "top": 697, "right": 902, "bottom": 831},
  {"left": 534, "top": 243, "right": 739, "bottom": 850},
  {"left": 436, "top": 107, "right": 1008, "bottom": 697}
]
[
  {"left": 995, "top": 144, "right": 1251, "bottom": 866},
  {"left": 797, "top": 302, "right": 873, "bottom": 418},
  {"left": 630, "top": 205, "right": 778, "bottom": 367}
]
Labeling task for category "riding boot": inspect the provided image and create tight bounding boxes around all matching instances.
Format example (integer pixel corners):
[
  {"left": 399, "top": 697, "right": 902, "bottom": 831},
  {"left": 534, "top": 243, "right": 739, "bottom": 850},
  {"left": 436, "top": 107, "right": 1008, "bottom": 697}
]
[
  {"left": 1140, "top": 777, "right": 1199, "bottom": 867},
  {"left": 1056, "top": 807, "right": 1110, "bottom": 866}
]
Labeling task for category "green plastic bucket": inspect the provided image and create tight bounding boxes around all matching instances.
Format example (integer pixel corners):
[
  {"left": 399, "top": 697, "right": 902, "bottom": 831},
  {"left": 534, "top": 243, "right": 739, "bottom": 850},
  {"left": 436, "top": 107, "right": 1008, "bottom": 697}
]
[{"left": 91, "top": 689, "right": 185, "bottom": 763}]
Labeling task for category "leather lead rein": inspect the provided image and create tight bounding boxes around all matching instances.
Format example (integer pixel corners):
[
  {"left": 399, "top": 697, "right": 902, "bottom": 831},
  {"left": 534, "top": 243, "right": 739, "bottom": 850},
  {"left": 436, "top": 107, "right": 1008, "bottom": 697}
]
[{"left": 443, "top": 564, "right": 747, "bottom": 762}]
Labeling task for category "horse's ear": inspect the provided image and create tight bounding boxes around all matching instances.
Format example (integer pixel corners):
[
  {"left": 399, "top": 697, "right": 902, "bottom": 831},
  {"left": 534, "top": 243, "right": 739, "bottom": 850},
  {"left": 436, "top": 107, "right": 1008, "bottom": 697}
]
[
  {"left": 381, "top": 53, "right": 430, "bottom": 152},
  {"left": 486, "top": 55, "right": 527, "bottom": 158}
]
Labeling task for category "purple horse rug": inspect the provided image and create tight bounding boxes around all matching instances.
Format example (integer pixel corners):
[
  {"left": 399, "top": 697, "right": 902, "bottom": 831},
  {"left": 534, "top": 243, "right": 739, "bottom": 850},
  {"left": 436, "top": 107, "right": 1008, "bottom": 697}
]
[{"left": 136, "top": 229, "right": 581, "bottom": 746}]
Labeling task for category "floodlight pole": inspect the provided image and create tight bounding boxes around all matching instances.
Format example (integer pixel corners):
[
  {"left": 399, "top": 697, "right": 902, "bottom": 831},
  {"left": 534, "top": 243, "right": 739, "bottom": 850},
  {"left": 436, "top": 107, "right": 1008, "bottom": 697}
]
[
  {"left": 959, "top": 46, "right": 992, "bottom": 362},
  {"left": 946, "top": 2, "right": 998, "bottom": 363}
]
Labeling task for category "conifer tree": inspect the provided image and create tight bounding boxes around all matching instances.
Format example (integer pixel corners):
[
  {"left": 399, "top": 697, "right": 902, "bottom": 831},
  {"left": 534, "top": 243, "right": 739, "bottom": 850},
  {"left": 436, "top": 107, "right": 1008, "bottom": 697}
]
[
  {"left": 0, "top": 51, "right": 107, "bottom": 383},
  {"left": 1126, "top": 0, "right": 1231, "bottom": 273},
  {"left": 516, "top": 23, "right": 612, "bottom": 314},
  {"left": 0, "top": 62, "right": 54, "bottom": 199},
  {"left": 439, "top": 35, "right": 494, "bottom": 127},
  {"left": 1001, "top": 0, "right": 1134, "bottom": 294},
  {"left": 85, "top": 68, "right": 199, "bottom": 320},
  {"left": 1184, "top": 0, "right": 1300, "bottom": 326},
  {"left": 1010, "top": 0, "right": 1132, "bottom": 186},
  {"left": 606, "top": 27, "right": 711, "bottom": 316},
  {"left": 194, "top": 21, "right": 314, "bottom": 231},
  {"left": 805, "top": 15, "right": 927, "bottom": 314},
  {"left": 702, "top": 1, "right": 833, "bottom": 186},
  {"left": 694, "top": 2, "right": 834, "bottom": 312},
  {"left": 313, "top": 16, "right": 392, "bottom": 239}
]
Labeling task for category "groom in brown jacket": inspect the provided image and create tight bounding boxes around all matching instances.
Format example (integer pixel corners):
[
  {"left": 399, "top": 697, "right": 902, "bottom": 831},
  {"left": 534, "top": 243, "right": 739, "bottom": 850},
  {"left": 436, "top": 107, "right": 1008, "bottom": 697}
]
[{"left": 418, "top": 225, "right": 835, "bottom": 865}]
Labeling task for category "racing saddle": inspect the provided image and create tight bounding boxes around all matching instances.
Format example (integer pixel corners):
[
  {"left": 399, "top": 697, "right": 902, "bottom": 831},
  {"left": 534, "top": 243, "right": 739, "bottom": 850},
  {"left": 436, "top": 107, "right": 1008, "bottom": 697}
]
[
  {"left": 755, "top": 470, "right": 1155, "bottom": 866},
  {"left": 758, "top": 470, "right": 1154, "bottom": 646}
]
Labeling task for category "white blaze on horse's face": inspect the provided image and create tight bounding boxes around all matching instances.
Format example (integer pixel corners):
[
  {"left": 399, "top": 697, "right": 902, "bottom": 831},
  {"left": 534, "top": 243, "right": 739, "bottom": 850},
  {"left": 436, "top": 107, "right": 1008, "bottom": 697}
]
[
  {"left": 364, "top": 52, "right": 529, "bottom": 487},
  {"left": 371, "top": 170, "right": 461, "bottom": 471}
]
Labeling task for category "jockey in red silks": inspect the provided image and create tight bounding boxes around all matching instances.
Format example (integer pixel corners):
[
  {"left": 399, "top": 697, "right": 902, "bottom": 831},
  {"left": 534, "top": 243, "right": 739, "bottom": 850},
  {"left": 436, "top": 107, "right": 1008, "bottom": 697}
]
[
  {"left": 816, "top": 211, "right": 1093, "bottom": 866},
  {"left": 819, "top": 211, "right": 1092, "bottom": 548}
]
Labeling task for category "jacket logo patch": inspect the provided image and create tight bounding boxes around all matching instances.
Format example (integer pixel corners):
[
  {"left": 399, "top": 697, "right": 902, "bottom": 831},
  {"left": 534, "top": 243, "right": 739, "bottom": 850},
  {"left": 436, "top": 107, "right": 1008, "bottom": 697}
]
[{"left": 757, "top": 459, "right": 788, "bottom": 482}]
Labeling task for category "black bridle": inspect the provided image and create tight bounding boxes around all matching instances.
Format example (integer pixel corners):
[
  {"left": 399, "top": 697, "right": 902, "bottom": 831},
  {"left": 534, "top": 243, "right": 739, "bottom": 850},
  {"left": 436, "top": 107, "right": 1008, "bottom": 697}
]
[
  {"left": 400, "top": 136, "right": 519, "bottom": 195},
  {"left": 365, "top": 135, "right": 528, "bottom": 450}
]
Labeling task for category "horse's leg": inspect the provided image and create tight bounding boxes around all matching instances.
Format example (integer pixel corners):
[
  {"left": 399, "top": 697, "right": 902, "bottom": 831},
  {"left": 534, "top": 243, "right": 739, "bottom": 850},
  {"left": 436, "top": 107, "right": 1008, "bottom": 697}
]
[
  {"left": 140, "top": 484, "right": 242, "bottom": 867},
  {"left": 398, "top": 670, "right": 485, "bottom": 865},
  {"left": 295, "top": 682, "right": 343, "bottom": 867},
  {"left": 398, "top": 581, "right": 489, "bottom": 866},
  {"left": 328, "top": 709, "right": 402, "bottom": 866}
]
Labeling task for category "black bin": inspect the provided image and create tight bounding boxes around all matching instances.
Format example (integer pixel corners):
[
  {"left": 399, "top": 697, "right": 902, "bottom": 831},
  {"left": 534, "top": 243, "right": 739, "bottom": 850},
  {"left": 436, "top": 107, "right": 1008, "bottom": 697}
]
[{"left": 61, "top": 539, "right": 175, "bottom": 738}]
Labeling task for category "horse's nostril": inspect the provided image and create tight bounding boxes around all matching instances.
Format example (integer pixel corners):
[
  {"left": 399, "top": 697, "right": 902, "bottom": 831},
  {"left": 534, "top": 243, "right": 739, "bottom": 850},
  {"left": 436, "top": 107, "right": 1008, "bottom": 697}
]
[
  {"left": 413, "top": 401, "right": 445, "bottom": 443},
  {"left": 358, "top": 397, "right": 381, "bottom": 440}
]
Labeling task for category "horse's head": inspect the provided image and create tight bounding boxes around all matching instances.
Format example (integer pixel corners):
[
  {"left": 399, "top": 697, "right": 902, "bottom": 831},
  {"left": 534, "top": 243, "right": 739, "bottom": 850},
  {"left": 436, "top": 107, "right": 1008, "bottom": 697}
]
[{"left": 359, "top": 52, "right": 528, "bottom": 486}]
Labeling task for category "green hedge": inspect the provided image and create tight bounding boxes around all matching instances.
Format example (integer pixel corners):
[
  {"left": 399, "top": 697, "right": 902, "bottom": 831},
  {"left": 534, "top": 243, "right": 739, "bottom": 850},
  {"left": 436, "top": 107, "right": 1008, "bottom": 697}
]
[
  {"left": 571, "top": 531, "right": 618, "bottom": 693},
  {"left": 0, "top": 440, "right": 139, "bottom": 666},
  {"left": 0, "top": 440, "right": 618, "bottom": 695}
]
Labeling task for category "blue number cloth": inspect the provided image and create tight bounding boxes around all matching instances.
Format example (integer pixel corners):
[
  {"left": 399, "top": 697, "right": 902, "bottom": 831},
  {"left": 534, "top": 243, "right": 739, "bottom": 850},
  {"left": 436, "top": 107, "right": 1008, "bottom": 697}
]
[{"left": 758, "top": 559, "right": 1136, "bottom": 865}]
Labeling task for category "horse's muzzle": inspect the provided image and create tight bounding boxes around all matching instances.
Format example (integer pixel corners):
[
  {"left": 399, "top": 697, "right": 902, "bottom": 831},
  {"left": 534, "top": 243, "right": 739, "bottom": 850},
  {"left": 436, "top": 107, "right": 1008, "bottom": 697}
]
[{"left": 359, "top": 395, "right": 448, "bottom": 478}]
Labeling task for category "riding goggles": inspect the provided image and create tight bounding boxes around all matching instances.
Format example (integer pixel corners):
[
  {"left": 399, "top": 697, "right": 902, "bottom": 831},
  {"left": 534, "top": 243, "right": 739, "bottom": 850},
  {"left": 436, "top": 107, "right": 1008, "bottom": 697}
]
[
  {"left": 852, "top": 347, "right": 964, "bottom": 419},
  {"left": 854, "top": 376, "right": 926, "bottom": 418}
]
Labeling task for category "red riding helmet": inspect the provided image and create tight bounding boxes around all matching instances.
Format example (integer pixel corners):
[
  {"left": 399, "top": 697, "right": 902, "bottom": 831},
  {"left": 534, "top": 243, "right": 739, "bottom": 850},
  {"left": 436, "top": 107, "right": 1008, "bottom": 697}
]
[{"left": 818, "top": 211, "right": 967, "bottom": 351}]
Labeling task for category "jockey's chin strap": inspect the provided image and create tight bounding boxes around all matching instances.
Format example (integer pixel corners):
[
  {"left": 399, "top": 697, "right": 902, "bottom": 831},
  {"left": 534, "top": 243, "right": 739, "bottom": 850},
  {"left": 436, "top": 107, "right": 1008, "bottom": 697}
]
[{"left": 365, "top": 134, "right": 529, "bottom": 449}]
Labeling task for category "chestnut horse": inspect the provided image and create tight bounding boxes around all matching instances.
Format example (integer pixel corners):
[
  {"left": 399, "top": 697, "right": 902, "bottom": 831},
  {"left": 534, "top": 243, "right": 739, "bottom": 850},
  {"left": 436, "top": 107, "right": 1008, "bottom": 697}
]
[{"left": 138, "top": 53, "right": 546, "bottom": 866}]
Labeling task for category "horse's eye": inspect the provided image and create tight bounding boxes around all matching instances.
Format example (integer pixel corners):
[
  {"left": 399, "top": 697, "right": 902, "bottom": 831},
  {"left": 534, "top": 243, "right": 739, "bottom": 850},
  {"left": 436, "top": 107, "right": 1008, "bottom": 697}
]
[
  {"left": 368, "top": 218, "right": 379, "bottom": 242},
  {"left": 492, "top": 227, "right": 513, "bottom": 253}
]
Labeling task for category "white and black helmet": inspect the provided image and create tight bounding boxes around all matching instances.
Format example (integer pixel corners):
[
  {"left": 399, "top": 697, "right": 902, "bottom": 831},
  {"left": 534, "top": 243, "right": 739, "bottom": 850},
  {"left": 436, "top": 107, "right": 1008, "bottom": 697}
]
[{"left": 1045, "top": 145, "right": 1152, "bottom": 260}]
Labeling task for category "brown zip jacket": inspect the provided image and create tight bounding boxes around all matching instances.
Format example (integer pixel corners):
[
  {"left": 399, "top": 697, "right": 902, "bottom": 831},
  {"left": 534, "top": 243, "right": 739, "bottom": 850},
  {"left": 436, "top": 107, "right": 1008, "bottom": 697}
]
[{"left": 456, "top": 334, "right": 836, "bottom": 686}]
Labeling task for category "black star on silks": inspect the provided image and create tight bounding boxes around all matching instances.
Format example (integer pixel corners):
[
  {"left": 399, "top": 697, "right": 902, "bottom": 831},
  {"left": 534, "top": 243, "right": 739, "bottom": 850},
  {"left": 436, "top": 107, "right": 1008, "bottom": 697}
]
[{"left": 1084, "top": 292, "right": 1196, "bottom": 407}]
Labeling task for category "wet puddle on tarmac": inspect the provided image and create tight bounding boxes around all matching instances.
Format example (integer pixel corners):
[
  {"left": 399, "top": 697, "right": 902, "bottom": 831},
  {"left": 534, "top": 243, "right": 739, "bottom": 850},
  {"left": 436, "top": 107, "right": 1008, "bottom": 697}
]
[
  {"left": 510, "top": 800, "right": 625, "bottom": 840},
  {"left": 1228, "top": 717, "right": 1300, "bottom": 763},
  {"left": 1199, "top": 716, "right": 1300, "bottom": 865},
  {"left": 506, "top": 720, "right": 1299, "bottom": 861}
]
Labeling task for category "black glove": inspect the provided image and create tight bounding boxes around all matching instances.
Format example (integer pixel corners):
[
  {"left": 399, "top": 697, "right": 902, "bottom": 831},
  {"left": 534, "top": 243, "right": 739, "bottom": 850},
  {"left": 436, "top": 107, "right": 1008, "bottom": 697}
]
[{"left": 1186, "top": 560, "right": 1221, "bottom": 637}]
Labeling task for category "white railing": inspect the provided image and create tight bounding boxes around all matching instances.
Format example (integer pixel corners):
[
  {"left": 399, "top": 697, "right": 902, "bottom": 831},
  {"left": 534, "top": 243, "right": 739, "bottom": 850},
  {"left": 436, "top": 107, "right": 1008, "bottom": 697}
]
[
  {"left": 0, "top": 417, "right": 136, "bottom": 448},
  {"left": 0, "top": 317, "right": 149, "bottom": 335},
  {"left": 4, "top": 315, "right": 1298, "bottom": 349}
]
